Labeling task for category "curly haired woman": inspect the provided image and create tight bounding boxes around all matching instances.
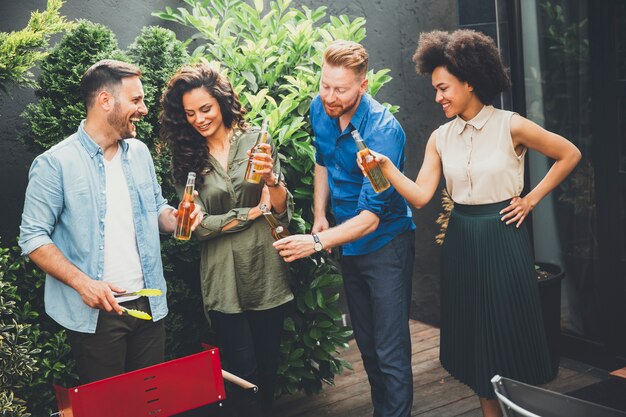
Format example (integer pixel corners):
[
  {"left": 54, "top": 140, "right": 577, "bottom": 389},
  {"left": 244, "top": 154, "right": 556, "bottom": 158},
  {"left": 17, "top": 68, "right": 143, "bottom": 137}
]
[
  {"left": 362, "top": 30, "right": 581, "bottom": 416},
  {"left": 160, "top": 64, "right": 293, "bottom": 417}
]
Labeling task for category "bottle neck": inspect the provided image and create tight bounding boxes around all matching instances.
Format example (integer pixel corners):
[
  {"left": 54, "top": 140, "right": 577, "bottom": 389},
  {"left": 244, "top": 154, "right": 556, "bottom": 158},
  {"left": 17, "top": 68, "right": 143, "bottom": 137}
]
[
  {"left": 260, "top": 205, "right": 280, "bottom": 228},
  {"left": 255, "top": 120, "right": 269, "bottom": 145},
  {"left": 184, "top": 174, "right": 195, "bottom": 196},
  {"left": 353, "top": 138, "right": 367, "bottom": 151},
  {"left": 262, "top": 212, "right": 281, "bottom": 228}
]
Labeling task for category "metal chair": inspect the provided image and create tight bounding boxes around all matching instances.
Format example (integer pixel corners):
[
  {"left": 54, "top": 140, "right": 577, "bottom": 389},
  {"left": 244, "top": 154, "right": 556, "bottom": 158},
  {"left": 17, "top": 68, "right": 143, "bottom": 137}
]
[{"left": 491, "top": 375, "right": 626, "bottom": 417}]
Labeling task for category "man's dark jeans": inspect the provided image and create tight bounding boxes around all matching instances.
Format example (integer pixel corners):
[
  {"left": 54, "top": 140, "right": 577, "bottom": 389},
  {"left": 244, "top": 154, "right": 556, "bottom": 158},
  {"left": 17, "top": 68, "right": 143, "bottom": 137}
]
[
  {"left": 341, "top": 230, "right": 415, "bottom": 417},
  {"left": 66, "top": 297, "right": 165, "bottom": 384}
]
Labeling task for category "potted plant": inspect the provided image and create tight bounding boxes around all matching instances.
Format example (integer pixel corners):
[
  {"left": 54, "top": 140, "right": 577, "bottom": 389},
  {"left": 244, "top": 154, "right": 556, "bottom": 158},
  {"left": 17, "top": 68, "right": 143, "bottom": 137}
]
[{"left": 535, "top": 261, "right": 565, "bottom": 377}]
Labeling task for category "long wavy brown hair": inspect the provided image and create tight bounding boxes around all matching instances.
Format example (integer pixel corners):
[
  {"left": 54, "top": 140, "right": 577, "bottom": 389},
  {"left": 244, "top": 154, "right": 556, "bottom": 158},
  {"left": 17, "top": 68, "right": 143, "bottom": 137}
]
[{"left": 159, "top": 64, "right": 247, "bottom": 186}]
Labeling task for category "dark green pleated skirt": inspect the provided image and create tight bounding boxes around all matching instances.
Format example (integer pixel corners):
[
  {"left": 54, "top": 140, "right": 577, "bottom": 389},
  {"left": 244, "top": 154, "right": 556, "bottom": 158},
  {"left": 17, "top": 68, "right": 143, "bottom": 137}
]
[{"left": 440, "top": 201, "right": 553, "bottom": 399}]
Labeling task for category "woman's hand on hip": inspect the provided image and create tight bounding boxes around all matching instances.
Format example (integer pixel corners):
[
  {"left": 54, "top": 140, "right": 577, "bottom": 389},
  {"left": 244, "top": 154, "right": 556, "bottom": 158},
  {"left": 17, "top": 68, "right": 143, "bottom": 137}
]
[{"left": 500, "top": 196, "right": 535, "bottom": 228}]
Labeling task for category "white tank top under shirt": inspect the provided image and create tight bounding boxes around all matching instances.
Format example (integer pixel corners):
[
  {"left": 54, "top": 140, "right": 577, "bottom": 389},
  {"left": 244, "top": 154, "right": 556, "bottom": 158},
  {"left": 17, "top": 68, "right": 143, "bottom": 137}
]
[
  {"left": 102, "top": 146, "right": 144, "bottom": 302},
  {"left": 435, "top": 105, "right": 526, "bottom": 205}
]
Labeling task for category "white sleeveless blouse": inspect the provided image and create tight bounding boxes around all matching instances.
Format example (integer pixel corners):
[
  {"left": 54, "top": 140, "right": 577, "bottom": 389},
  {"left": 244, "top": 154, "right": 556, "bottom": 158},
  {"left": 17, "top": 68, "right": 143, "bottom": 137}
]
[{"left": 435, "top": 105, "right": 525, "bottom": 205}]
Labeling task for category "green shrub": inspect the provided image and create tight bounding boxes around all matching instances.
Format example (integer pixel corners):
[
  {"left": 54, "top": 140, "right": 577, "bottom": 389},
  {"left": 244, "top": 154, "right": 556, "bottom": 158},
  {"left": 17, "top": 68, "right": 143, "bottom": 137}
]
[
  {"left": 0, "top": 241, "right": 76, "bottom": 417},
  {"left": 0, "top": 0, "right": 72, "bottom": 94},
  {"left": 127, "top": 25, "right": 190, "bottom": 151},
  {"left": 0, "top": 277, "right": 35, "bottom": 417},
  {"left": 21, "top": 20, "right": 123, "bottom": 151},
  {"left": 155, "top": 0, "right": 397, "bottom": 395}
]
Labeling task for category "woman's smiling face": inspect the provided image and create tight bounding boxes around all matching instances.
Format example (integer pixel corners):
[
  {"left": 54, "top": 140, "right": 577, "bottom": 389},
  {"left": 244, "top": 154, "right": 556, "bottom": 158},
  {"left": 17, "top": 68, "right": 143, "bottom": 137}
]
[
  {"left": 432, "top": 66, "right": 475, "bottom": 120},
  {"left": 182, "top": 87, "right": 224, "bottom": 139}
]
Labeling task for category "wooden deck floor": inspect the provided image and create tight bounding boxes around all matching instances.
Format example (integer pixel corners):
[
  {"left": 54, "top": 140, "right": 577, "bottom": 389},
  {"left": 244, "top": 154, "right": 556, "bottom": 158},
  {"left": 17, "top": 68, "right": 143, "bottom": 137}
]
[{"left": 271, "top": 320, "right": 606, "bottom": 417}]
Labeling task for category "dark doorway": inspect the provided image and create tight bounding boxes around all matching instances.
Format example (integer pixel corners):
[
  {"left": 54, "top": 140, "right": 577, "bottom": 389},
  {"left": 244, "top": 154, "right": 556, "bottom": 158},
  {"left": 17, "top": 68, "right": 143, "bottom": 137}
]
[
  {"left": 510, "top": 0, "right": 626, "bottom": 368},
  {"left": 590, "top": 0, "right": 626, "bottom": 360}
]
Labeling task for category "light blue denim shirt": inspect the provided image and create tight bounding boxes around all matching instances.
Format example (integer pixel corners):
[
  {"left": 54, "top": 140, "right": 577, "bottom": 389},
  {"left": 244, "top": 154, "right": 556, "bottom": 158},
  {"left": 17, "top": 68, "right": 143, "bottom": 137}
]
[{"left": 19, "top": 121, "right": 170, "bottom": 333}]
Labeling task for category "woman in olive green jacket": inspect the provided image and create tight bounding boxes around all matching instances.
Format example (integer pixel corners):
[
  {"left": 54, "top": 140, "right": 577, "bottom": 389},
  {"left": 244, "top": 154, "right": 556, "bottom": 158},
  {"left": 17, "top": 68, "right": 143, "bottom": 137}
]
[{"left": 160, "top": 64, "right": 293, "bottom": 417}]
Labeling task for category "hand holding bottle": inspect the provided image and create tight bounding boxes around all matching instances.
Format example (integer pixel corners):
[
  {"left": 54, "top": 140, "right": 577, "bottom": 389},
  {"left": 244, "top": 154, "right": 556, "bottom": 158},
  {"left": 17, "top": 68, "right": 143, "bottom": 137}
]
[
  {"left": 351, "top": 130, "right": 390, "bottom": 193},
  {"left": 246, "top": 143, "right": 276, "bottom": 184},
  {"left": 174, "top": 172, "right": 203, "bottom": 240},
  {"left": 356, "top": 149, "right": 391, "bottom": 175},
  {"left": 172, "top": 189, "right": 203, "bottom": 232},
  {"left": 244, "top": 119, "right": 269, "bottom": 183}
]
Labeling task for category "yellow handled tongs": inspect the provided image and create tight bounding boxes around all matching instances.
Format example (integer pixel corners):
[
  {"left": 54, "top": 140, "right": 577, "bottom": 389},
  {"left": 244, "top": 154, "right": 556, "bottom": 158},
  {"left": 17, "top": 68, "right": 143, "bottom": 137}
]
[
  {"left": 114, "top": 288, "right": 163, "bottom": 298},
  {"left": 114, "top": 289, "right": 162, "bottom": 320},
  {"left": 120, "top": 306, "right": 152, "bottom": 320}
]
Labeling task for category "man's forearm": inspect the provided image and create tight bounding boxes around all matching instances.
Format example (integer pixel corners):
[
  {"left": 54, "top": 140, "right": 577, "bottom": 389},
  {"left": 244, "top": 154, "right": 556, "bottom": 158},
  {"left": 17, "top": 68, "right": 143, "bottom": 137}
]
[
  {"left": 313, "top": 164, "right": 330, "bottom": 219},
  {"left": 272, "top": 210, "right": 380, "bottom": 262},
  {"left": 28, "top": 243, "right": 90, "bottom": 290},
  {"left": 316, "top": 210, "right": 380, "bottom": 249},
  {"left": 29, "top": 243, "right": 124, "bottom": 313}
]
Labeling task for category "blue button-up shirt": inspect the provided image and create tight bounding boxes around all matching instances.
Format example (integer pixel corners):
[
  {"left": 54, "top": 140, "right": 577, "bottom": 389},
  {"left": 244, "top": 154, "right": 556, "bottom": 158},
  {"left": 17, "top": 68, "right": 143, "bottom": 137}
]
[
  {"left": 19, "top": 121, "right": 170, "bottom": 333},
  {"left": 310, "top": 93, "right": 415, "bottom": 256}
]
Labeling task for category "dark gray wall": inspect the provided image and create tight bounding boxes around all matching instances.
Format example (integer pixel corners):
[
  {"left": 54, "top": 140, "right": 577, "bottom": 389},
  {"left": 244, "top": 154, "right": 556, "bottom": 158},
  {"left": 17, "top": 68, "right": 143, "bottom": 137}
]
[{"left": 0, "top": 0, "right": 456, "bottom": 325}]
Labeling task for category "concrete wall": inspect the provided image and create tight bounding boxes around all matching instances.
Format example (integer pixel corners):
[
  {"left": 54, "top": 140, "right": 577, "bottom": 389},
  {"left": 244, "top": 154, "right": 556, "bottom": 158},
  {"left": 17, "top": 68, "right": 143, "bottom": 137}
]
[{"left": 0, "top": 0, "right": 457, "bottom": 325}]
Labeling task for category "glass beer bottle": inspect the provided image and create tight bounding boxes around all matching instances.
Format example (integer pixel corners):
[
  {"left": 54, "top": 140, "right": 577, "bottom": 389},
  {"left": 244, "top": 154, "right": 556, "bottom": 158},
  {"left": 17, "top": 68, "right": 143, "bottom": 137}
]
[
  {"left": 174, "top": 172, "right": 196, "bottom": 240},
  {"left": 351, "top": 130, "right": 390, "bottom": 193},
  {"left": 244, "top": 119, "right": 269, "bottom": 184},
  {"left": 259, "top": 203, "right": 290, "bottom": 241}
]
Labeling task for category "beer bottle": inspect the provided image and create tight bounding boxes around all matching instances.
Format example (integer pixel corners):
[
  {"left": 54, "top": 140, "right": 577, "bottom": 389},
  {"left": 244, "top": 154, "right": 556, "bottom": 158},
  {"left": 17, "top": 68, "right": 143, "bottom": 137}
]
[
  {"left": 244, "top": 119, "right": 269, "bottom": 184},
  {"left": 259, "top": 203, "right": 290, "bottom": 241},
  {"left": 174, "top": 172, "right": 196, "bottom": 240},
  {"left": 351, "top": 130, "right": 390, "bottom": 193}
]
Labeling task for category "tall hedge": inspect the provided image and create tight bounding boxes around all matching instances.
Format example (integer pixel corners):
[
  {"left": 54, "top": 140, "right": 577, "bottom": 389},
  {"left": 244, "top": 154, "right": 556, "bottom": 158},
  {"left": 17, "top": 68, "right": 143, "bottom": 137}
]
[{"left": 21, "top": 20, "right": 121, "bottom": 151}]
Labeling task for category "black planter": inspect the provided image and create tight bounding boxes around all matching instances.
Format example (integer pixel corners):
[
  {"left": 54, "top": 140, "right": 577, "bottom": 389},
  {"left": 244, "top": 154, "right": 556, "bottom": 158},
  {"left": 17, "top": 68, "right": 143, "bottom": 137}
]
[{"left": 536, "top": 261, "right": 565, "bottom": 378}]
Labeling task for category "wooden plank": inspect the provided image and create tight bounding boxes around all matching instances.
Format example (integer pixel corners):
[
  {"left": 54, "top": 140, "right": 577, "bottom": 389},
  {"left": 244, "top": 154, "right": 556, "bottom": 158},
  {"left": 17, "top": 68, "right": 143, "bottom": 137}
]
[
  {"left": 273, "top": 349, "right": 444, "bottom": 416},
  {"left": 415, "top": 396, "right": 481, "bottom": 417},
  {"left": 271, "top": 320, "right": 607, "bottom": 417}
]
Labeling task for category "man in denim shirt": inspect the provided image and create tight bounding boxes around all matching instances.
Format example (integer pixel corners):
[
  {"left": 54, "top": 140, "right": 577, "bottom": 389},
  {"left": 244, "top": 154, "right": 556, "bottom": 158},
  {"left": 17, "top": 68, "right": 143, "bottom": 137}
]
[
  {"left": 19, "top": 60, "right": 202, "bottom": 384},
  {"left": 274, "top": 41, "right": 415, "bottom": 417}
]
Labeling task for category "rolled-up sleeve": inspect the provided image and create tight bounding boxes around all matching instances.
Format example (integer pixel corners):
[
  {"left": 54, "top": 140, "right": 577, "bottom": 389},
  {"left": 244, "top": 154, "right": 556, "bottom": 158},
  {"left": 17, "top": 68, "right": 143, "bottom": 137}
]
[
  {"left": 356, "top": 126, "right": 406, "bottom": 216},
  {"left": 195, "top": 207, "right": 257, "bottom": 241},
  {"left": 19, "top": 154, "right": 63, "bottom": 255},
  {"left": 173, "top": 184, "right": 257, "bottom": 242}
]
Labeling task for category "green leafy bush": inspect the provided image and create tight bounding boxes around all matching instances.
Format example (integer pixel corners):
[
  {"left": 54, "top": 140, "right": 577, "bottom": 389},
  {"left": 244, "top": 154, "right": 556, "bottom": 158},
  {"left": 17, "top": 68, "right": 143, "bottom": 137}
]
[
  {"left": 154, "top": 0, "right": 397, "bottom": 395},
  {"left": 127, "top": 26, "right": 190, "bottom": 150},
  {"left": 0, "top": 0, "right": 72, "bottom": 94},
  {"left": 0, "top": 277, "right": 35, "bottom": 417},
  {"left": 0, "top": 241, "right": 76, "bottom": 417},
  {"left": 21, "top": 20, "right": 122, "bottom": 151}
]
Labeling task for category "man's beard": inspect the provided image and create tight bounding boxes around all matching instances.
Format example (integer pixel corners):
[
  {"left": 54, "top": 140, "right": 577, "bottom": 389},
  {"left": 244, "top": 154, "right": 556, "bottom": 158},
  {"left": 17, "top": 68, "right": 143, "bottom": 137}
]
[
  {"left": 107, "top": 102, "right": 137, "bottom": 139},
  {"left": 322, "top": 94, "right": 359, "bottom": 119}
]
